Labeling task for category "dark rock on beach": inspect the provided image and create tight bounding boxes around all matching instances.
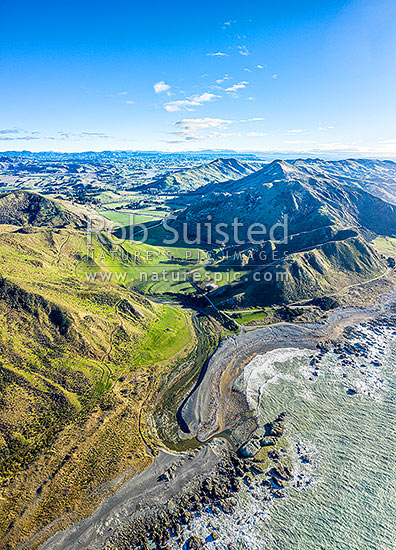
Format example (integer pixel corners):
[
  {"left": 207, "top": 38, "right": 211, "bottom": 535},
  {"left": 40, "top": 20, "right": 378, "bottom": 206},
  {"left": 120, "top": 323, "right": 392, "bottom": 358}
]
[
  {"left": 238, "top": 413, "right": 286, "bottom": 458},
  {"left": 104, "top": 414, "right": 291, "bottom": 550},
  {"left": 186, "top": 535, "right": 203, "bottom": 549}
]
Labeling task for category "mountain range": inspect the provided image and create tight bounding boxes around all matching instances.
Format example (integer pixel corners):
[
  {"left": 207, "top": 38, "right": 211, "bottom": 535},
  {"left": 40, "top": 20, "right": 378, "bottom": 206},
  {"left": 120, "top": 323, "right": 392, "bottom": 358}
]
[
  {"left": 180, "top": 159, "right": 396, "bottom": 237},
  {"left": 174, "top": 158, "right": 396, "bottom": 306}
]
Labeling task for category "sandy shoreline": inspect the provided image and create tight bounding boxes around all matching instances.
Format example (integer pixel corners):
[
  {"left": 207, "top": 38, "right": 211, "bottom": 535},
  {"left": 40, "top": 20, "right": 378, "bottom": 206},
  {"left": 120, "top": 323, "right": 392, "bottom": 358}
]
[{"left": 37, "top": 290, "right": 396, "bottom": 550}]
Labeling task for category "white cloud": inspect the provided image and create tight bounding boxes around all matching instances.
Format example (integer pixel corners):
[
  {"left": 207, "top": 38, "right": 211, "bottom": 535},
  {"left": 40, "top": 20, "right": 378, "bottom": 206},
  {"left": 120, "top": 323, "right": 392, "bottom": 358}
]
[
  {"left": 257, "top": 64, "right": 264, "bottom": 69},
  {"left": 174, "top": 117, "right": 232, "bottom": 131},
  {"left": 164, "top": 100, "right": 198, "bottom": 112},
  {"left": 272, "top": 74, "right": 278, "bottom": 79},
  {"left": 208, "top": 131, "right": 242, "bottom": 139},
  {"left": 239, "top": 117, "right": 265, "bottom": 123},
  {"left": 165, "top": 136, "right": 205, "bottom": 143},
  {"left": 216, "top": 74, "right": 231, "bottom": 84},
  {"left": 225, "top": 81, "right": 249, "bottom": 93},
  {"left": 287, "top": 129, "right": 311, "bottom": 134},
  {"left": 0, "top": 128, "right": 21, "bottom": 135},
  {"left": 0, "top": 128, "right": 41, "bottom": 141},
  {"left": 378, "top": 137, "right": 396, "bottom": 144},
  {"left": 285, "top": 126, "right": 335, "bottom": 136},
  {"left": 285, "top": 140, "right": 316, "bottom": 144},
  {"left": 125, "top": 100, "right": 135, "bottom": 104},
  {"left": 56, "top": 131, "right": 112, "bottom": 140},
  {"left": 164, "top": 92, "right": 219, "bottom": 112},
  {"left": 168, "top": 117, "right": 233, "bottom": 142},
  {"left": 169, "top": 117, "right": 267, "bottom": 143},
  {"left": 194, "top": 92, "right": 218, "bottom": 102},
  {"left": 154, "top": 81, "right": 171, "bottom": 94},
  {"left": 244, "top": 68, "right": 252, "bottom": 72},
  {"left": 207, "top": 52, "right": 229, "bottom": 57},
  {"left": 238, "top": 45, "right": 250, "bottom": 56},
  {"left": 246, "top": 132, "right": 267, "bottom": 137}
]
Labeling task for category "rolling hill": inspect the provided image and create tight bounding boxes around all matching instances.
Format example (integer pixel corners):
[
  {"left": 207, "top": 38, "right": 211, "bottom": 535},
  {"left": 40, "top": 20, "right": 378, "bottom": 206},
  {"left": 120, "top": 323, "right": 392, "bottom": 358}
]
[
  {"left": 211, "top": 235, "right": 385, "bottom": 307},
  {"left": 0, "top": 190, "right": 85, "bottom": 228},
  {"left": 175, "top": 159, "right": 396, "bottom": 306},
  {"left": 1, "top": 158, "right": 396, "bottom": 545},
  {"left": 0, "top": 192, "right": 202, "bottom": 549},
  {"left": 150, "top": 157, "right": 260, "bottom": 193}
]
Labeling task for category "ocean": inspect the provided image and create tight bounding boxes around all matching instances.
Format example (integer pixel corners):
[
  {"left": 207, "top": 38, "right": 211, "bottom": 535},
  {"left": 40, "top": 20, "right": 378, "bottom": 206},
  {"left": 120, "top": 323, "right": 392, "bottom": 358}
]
[{"left": 170, "top": 319, "right": 396, "bottom": 549}]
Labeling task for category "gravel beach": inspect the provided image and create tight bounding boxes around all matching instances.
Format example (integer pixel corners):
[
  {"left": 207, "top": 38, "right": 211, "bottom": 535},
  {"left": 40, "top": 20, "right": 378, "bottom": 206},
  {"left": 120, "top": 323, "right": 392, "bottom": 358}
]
[{"left": 37, "top": 290, "right": 396, "bottom": 550}]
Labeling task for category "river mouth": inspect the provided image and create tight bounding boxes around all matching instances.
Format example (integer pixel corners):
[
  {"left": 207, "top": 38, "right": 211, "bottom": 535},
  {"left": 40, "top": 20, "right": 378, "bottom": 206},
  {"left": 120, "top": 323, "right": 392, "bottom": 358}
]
[
  {"left": 180, "top": 290, "right": 396, "bottom": 444},
  {"left": 38, "top": 292, "right": 396, "bottom": 550},
  {"left": 162, "top": 296, "right": 396, "bottom": 549},
  {"left": 189, "top": 316, "right": 396, "bottom": 550}
]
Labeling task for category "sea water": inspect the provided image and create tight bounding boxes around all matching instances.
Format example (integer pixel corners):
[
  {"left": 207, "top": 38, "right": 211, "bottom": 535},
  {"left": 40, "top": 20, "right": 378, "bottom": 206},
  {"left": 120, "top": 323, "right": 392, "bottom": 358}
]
[{"left": 171, "top": 321, "right": 396, "bottom": 550}]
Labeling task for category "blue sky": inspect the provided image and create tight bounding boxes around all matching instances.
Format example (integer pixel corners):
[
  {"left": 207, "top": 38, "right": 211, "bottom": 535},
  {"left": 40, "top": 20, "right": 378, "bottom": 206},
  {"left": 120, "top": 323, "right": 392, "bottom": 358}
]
[{"left": 1, "top": 0, "right": 396, "bottom": 155}]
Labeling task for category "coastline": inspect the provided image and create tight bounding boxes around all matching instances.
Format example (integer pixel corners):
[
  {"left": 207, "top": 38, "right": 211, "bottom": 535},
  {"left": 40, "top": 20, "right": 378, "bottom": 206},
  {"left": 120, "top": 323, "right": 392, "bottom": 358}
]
[
  {"left": 37, "top": 289, "right": 396, "bottom": 550},
  {"left": 37, "top": 445, "right": 221, "bottom": 550},
  {"left": 181, "top": 289, "right": 396, "bottom": 443}
]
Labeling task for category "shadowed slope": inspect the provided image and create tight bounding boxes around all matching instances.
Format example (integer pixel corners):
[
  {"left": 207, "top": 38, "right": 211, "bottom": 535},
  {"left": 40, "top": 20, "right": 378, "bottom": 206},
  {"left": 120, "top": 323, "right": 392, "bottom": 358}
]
[{"left": 0, "top": 190, "right": 85, "bottom": 228}]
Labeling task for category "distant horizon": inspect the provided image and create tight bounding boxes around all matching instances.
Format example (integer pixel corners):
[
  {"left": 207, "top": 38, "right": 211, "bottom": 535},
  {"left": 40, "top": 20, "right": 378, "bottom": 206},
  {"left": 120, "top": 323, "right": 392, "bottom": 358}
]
[{"left": 1, "top": 148, "right": 396, "bottom": 162}]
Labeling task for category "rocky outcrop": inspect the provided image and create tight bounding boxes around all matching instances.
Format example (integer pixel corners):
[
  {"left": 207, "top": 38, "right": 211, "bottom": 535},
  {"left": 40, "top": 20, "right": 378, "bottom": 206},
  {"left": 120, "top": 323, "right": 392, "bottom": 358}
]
[
  {"left": 104, "top": 415, "right": 292, "bottom": 550},
  {"left": 237, "top": 412, "right": 286, "bottom": 458}
]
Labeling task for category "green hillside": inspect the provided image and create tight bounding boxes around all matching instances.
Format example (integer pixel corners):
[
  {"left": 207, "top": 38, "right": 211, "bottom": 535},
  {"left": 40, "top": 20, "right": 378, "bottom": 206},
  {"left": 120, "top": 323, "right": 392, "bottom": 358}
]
[
  {"left": 171, "top": 160, "right": 396, "bottom": 307},
  {"left": 179, "top": 160, "right": 396, "bottom": 241},
  {"left": 0, "top": 190, "right": 85, "bottom": 228},
  {"left": 0, "top": 193, "right": 203, "bottom": 549},
  {"left": 1, "top": 155, "right": 396, "bottom": 547},
  {"left": 211, "top": 236, "right": 386, "bottom": 307},
  {"left": 151, "top": 157, "right": 259, "bottom": 193}
]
